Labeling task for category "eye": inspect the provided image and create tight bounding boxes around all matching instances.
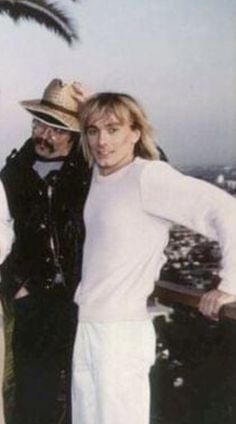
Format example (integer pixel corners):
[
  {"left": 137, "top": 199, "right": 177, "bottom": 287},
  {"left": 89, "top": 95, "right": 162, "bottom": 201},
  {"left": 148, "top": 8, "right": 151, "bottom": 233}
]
[
  {"left": 86, "top": 127, "right": 98, "bottom": 136},
  {"left": 52, "top": 128, "right": 67, "bottom": 135},
  {"left": 32, "top": 119, "right": 46, "bottom": 131},
  {"left": 107, "top": 127, "right": 119, "bottom": 134}
]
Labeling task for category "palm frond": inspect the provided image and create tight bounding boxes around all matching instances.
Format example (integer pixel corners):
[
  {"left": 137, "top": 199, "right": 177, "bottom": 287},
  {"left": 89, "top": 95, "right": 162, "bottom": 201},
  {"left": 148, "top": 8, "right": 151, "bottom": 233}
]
[{"left": 0, "top": 0, "right": 78, "bottom": 44}]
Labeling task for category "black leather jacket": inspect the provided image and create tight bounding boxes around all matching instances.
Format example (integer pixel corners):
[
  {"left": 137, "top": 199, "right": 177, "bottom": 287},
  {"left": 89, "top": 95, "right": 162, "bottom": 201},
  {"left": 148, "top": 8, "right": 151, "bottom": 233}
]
[{"left": 0, "top": 138, "right": 92, "bottom": 300}]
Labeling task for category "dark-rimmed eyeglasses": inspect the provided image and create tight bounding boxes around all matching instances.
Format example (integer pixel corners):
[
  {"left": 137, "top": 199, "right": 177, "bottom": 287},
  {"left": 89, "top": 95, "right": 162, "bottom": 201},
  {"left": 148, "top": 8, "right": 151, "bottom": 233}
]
[{"left": 32, "top": 118, "right": 68, "bottom": 136}]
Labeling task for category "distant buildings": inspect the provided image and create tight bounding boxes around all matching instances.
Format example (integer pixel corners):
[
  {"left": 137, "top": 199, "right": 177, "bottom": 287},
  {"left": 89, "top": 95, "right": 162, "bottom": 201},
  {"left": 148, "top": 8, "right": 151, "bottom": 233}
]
[
  {"left": 160, "top": 164, "right": 236, "bottom": 289},
  {"left": 184, "top": 164, "right": 236, "bottom": 195},
  {"left": 216, "top": 175, "right": 236, "bottom": 192}
]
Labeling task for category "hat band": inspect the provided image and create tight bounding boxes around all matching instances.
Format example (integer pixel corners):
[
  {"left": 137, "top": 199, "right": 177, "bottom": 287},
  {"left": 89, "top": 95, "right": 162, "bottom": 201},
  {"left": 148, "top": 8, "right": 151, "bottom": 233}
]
[{"left": 41, "top": 100, "right": 78, "bottom": 118}]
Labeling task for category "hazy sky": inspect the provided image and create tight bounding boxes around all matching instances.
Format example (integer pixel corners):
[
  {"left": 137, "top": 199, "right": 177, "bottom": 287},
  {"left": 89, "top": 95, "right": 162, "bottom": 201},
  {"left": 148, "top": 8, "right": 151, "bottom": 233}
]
[{"left": 0, "top": 0, "right": 235, "bottom": 167}]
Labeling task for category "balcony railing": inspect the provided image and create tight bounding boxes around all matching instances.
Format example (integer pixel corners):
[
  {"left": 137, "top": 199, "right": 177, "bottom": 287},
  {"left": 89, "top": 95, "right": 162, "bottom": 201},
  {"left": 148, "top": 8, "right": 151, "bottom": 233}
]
[
  {"left": 150, "top": 280, "right": 236, "bottom": 320},
  {"left": 149, "top": 280, "right": 236, "bottom": 424}
]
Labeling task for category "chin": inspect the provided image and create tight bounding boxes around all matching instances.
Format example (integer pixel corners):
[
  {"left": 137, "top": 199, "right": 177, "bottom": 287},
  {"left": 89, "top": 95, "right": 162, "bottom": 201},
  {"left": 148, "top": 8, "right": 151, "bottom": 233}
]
[
  {"left": 97, "top": 158, "right": 111, "bottom": 167},
  {"left": 35, "top": 147, "right": 51, "bottom": 158}
]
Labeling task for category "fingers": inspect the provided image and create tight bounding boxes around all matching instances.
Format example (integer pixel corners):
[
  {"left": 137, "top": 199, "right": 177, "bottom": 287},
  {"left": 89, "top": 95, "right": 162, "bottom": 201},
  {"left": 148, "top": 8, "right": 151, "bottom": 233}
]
[
  {"left": 14, "top": 286, "right": 29, "bottom": 300},
  {"left": 72, "top": 81, "right": 92, "bottom": 103},
  {"left": 199, "top": 290, "right": 220, "bottom": 320},
  {"left": 199, "top": 289, "right": 236, "bottom": 320}
]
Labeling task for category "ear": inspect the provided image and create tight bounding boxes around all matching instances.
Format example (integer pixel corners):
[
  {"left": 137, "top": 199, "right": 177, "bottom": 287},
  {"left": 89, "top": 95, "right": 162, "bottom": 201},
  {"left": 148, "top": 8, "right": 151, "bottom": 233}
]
[{"left": 132, "top": 128, "right": 141, "bottom": 145}]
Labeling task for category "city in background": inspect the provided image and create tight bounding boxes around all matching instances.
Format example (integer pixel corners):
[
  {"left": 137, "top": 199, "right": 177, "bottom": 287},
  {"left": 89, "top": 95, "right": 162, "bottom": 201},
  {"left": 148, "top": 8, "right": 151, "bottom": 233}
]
[
  {"left": 150, "top": 164, "right": 236, "bottom": 424},
  {"left": 162, "top": 163, "right": 236, "bottom": 292}
]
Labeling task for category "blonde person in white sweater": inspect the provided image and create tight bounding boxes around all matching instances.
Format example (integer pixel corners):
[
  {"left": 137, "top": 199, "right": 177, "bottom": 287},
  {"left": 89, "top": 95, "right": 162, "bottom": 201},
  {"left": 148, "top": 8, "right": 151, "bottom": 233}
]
[
  {"left": 0, "top": 181, "right": 14, "bottom": 424},
  {"left": 72, "top": 92, "right": 236, "bottom": 424}
]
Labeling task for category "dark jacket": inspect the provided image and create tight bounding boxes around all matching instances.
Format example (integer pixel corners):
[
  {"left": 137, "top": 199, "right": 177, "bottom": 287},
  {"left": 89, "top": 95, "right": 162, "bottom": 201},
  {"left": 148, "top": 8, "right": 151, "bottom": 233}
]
[{"left": 0, "top": 138, "right": 92, "bottom": 300}]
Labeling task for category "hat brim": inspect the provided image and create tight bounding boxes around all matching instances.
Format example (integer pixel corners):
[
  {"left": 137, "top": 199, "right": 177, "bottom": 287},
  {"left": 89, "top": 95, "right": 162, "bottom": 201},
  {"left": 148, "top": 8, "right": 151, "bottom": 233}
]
[{"left": 20, "top": 99, "right": 80, "bottom": 133}]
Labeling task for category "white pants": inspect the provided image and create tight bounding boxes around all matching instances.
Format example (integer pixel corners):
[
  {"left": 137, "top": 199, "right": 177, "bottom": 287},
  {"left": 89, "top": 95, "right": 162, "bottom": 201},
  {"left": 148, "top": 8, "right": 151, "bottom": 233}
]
[{"left": 72, "top": 320, "right": 156, "bottom": 424}]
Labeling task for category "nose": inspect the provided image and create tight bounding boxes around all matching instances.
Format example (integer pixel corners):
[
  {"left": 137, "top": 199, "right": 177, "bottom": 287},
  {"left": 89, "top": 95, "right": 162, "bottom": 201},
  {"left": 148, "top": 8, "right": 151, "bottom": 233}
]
[
  {"left": 97, "top": 130, "right": 108, "bottom": 147},
  {"left": 40, "top": 126, "right": 53, "bottom": 140}
]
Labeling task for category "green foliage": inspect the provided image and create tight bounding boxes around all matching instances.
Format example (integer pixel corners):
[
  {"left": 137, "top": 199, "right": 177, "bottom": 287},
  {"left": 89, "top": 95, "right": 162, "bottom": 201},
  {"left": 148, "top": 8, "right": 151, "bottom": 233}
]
[{"left": 0, "top": 0, "right": 79, "bottom": 44}]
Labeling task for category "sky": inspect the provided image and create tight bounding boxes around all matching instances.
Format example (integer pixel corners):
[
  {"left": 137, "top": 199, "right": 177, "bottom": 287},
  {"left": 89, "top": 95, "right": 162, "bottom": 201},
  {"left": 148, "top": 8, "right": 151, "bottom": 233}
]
[{"left": 0, "top": 0, "right": 235, "bottom": 168}]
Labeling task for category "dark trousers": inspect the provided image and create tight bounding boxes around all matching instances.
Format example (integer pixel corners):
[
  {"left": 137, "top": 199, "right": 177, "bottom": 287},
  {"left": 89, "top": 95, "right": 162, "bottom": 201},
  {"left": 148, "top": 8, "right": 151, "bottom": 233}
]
[{"left": 12, "top": 294, "right": 78, "bottom": 424}]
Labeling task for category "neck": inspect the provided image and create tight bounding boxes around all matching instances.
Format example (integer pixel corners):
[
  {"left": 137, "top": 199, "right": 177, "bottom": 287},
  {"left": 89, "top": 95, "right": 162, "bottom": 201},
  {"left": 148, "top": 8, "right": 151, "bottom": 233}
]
[{"left": 99, "top": 155, "right": 135, "bottom": 176}]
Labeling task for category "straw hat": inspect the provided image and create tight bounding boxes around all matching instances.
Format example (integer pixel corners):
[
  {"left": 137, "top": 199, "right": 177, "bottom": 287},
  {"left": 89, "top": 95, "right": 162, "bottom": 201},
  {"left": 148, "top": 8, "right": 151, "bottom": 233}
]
[{"left": 20, "top": 79, "right": 81, "bottom": 132}]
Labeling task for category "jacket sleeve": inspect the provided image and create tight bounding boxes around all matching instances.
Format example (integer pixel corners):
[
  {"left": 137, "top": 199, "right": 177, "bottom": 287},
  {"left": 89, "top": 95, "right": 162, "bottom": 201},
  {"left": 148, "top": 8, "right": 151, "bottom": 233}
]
[
  {"left": 0, "top": 180, "right": 14, "bottom": 265},
  {"left": 140, "top": 161, "right": 236, "bottom": 295}
]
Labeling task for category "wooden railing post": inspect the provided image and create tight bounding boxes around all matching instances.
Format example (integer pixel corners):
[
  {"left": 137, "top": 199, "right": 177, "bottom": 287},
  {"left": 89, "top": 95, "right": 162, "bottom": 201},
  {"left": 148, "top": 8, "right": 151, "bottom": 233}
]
[{"left": 153, "top": 280, "right": 236, "bottom": 321}]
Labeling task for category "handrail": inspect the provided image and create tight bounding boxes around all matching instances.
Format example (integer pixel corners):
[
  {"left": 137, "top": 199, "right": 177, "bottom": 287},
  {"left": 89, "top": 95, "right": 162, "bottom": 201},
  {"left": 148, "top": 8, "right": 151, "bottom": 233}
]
[{"left": 152, "top": 280, "right": 236, "bottom": 321}]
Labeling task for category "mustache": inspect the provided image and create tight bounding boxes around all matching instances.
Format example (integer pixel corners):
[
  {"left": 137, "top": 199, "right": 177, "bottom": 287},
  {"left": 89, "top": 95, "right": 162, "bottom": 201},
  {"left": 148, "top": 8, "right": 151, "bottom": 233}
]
[{"left": 34, "top": 137, "right": 55, "bottom": 153}]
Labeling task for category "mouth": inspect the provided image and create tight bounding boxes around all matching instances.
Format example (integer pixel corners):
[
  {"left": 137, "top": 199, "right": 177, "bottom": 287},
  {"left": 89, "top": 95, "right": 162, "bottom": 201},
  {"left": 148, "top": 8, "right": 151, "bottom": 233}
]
[
  {"left": 97, "top": 150, "right": 114, "bottom": 158},
  {"left": 35, "top": 138, "right": 55, "bottom": 153}
]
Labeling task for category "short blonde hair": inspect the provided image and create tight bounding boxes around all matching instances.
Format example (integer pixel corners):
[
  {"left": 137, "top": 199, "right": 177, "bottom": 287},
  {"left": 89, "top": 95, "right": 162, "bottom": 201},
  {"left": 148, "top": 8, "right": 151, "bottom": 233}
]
[{"left": 79, "top": 92, "right": 160, "bottom": 166}]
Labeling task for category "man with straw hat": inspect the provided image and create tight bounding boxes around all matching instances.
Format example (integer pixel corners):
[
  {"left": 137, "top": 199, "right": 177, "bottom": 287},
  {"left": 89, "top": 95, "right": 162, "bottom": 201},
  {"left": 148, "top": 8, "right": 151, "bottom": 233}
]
[{"left": 0, "top": 79, "right": 91, "bottom": 424}]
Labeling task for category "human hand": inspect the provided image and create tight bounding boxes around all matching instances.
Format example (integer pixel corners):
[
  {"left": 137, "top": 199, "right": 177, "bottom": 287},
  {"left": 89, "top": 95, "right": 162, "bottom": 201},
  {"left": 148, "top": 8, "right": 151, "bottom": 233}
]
[
  {"left": 72, "top": 81, "right": 92, "bottom": 104},
  {"left": 14, "top": 286, "right": 29, "bottom": 300},
  {"left": 199, "top": 289, "right": 236, "bottom": 320}
]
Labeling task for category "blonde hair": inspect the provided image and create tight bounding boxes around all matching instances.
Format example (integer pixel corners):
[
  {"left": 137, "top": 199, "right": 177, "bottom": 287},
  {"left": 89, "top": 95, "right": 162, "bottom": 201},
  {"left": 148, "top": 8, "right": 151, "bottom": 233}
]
[{"left": 79, "top": 92, "right": 160, "bottom": 166}]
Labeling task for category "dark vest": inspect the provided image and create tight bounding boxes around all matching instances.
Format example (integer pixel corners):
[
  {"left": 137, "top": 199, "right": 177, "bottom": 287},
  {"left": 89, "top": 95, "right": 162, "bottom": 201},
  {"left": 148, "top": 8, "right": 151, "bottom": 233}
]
[{"left": 0, "top": 138, "right": 92, "bottom": 300}]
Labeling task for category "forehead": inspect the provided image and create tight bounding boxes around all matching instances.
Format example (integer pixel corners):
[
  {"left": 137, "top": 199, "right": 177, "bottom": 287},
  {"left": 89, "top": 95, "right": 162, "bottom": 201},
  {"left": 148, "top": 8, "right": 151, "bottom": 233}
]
[{"left": 87, "top": 112, "right": 130, "bottom": 129}]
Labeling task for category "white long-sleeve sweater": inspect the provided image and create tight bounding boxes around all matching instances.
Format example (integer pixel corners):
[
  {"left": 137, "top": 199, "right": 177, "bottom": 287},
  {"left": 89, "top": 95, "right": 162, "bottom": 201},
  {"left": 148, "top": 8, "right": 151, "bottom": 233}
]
[{"left": 74, "top": 158, "right": 236, "bottom": 322}]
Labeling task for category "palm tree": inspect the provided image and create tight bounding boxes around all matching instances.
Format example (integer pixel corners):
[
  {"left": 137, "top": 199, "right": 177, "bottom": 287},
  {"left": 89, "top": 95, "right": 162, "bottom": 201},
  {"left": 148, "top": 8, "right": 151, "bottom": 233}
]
[{"left": 0, "top": 0, "right": 78, "bottom": 44}]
